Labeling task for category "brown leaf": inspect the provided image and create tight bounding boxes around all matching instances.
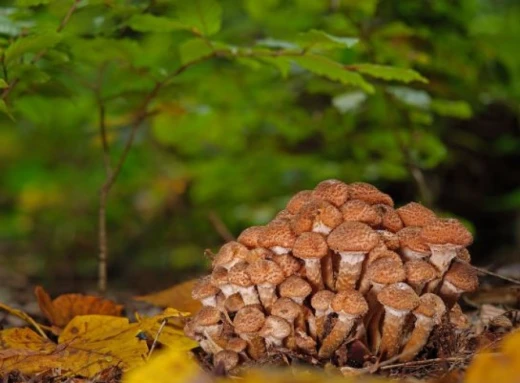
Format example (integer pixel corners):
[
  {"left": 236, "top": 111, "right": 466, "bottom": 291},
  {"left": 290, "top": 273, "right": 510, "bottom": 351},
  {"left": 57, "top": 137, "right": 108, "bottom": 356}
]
[
  {"left": 35, "top": 286, "right": 124, "bottom": 328},
  {"left": 134, "top": 279, "right": 201, "bottom": 313}
]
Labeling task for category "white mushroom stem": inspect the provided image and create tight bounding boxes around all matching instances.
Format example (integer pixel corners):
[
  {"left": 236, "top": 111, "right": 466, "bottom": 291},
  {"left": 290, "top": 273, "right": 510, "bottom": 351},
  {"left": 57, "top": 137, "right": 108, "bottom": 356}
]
[
  {"left": 270, "top": 246, "right": 291, "bottom": 255},
  {"left": 401, "top": 248, "right": 429, "bottom": 261},
  {"left": 302, "top": 258, "right": 324, "bottom": 291},
  {"left": 312, "top": 221, "right": 332, "bottom": 235},
  {"left": 318, "top": 312, "right": 357, "bottom": 358},
  {"left": 427, "top": 244, "right": 458, "bottom": 292},
  {"left": 400, "top": 313, "right": 435, "bottom": 362},
  {"left": 219, "top": 284, "right": 236, "bottom": 298},
  {"left": 236, "top": 286, "right": 260, "bottom": 305},
  {"left": 336, "top": 252, "right": 365, "bottom": 290},
  {"left": 257, "top": 283, "right": 277, "bottom": 310},
  {"left": 201, "top": 296, "right": 217, "bottom": 307},
  {"left": 379, "top": 307, "right": 409, "bottom": 358}
]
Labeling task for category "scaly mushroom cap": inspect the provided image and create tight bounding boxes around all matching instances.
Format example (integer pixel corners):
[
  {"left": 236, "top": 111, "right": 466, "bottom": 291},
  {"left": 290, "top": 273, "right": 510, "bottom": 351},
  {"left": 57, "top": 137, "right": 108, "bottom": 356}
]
[
  {"left": 237, "top": 226, "right": 267, "bottom": 249},
  {"left": 272, "top": 209, "right": 295, "bottom": 224},
  {"left": 291, "top": 200, "right": 343, "bottom": 235},
  {"left": 443, "top": 262, "right": 479, "bottom": 292},
  {"left": 228, "top": 262, "right": 254, "bottom": 287},
  {"left": 457, "top": 248, "right": 471, "bottom": 263},
  {"left": 233, "top": 306, "right": 265, "bottom": 334},
  {"left": 405, "top": 260, "right": 438, "bottom": 285},
  {"left": 196, "top": 306, "right": 222, "bottom": 326},
  {"left": 286, "top": 190, "right": 315, "bottom": 214},
  {"left": 327, "top": 221, "right": 380, "bottom": 253},
  {"left": 271, "top": 297, "right": 302, "bottom": 323},
  {"left": 213, "top": 241, "right": 249, "bottom": 269},
  {"left": 224, "top": 293, "right": 245, "bottom": 312},
  {"left": 397, "top": 227, "right": 430, "bottom": 253},
  {"left": 420, "top": 218, "right": 473, "bottom": 247},
  {"left": 414, "top": 293, "right": 446, "bottom": 323},
  {"left": 246, "top": 247, "right": 273, "bottom": 264},
  {"left": 396, "top": 202, "right": 437, "bottom": 227},
  {"left": 226, "top": 337, "right": 247, "bottom": 353},
  {"left": 366, "top": 247, "right": 403, "bottom": 266},
  {"left": 292, "top": 232, "right": 328, "bottom": 260},
  {"left": 377, "top": 230, "right": 400, "bottom": 250},
  {"left": 374, "top": 204, "right": 404, "bottom": 233},
  {"left": 192, "top": 276, "right": 220, "bottom": 300},
  {"left": 271, "top": 253, "right": 303, "bottom": 277},
  {"left": 311, "top": 290, "right": 335, "bottom": 312},
  {"left": 348, "top": 182, "right": 394, "bottom": 207},
  {"left": 313, "top": 179, "right": 350, "bottom": 207},
  {"left": 247, "top": 259, "right": 285, "bottom": 285},
  {"left": 340, "top": 200, "right": 382, "bottom": 227},
  {"left": 259, "top": 315, "right": 292, "bottom": 340},
  {"left": 377, "top": 283, "right": 420, "bottom": 311},
  {"left": 449, "top": 304, "right": 470, "bottom": 331},
  {"left": 213, "top": 350, "right": 239, "bottom": 371},
  {"left": 367, "top": 258, "right": 406, "bottom": 285},
  {"left": 211, "top": 267, "right": 229, "bottom": 288},
  {"left": 258, "top": 221, "right": 297, "bottom": 250},
  {"left": 279, "top": 276, "right": 312, "bottom": 301},
  {"left": 331, "top": 289, "right": 368, "bottom": 317}
]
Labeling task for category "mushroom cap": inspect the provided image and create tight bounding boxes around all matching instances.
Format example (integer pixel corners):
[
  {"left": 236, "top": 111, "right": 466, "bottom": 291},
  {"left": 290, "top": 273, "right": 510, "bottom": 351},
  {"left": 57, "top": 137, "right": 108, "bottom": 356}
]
[
  {"left": 259, "top": 315, "right": 292, "bottom": 339},
  {"left": 226, "top": 337, "right": 247, "bottom": 353},
  {"left": 327, "top": 221, "right": 380, "bottom": 253},
  {"left": 271, "top": 297, "right": 302, "bottom": 322},
  {"left": 396, "top": 202, "right": 437, "bottom": 227},
  {"left": 444, "top": 261, "right": 479, "bottom": 292},
  {"left": 246, "top": 247, "right": 273, "bottom": 264},
  {"left": 192, "top": 275, "right": 219, "bottom": 300},
  {"left": 331, "top": 289, "right": 369, "bottom": 317},
  {"left": 405, "top": 259, "right": 438, "bottom": 285},
  {"left": 310, "top": 290, "right": 335, "bottom": 311},
  {"left": 340, "top": 200, "right": 382, "bottom": 227},
  {"left": 313, "top": 179, "right": 350, "bottom": 207},
  {"left": 292, "top": 232, "right": 328, "bottom": 260},
  {"left": 271, "top": 209, "right": 295, "bottom": 225},
  {"left": 195, "top": 306, "right": 221, "bottom": 326},
  {"left": 420, "top": 218, "right": 473, "bottom": 247},
  {"left": 457, "top": 248, "right": 471, "bottom": 263},
  {"left": 224, "top": 293, "right": 245, "bottom": 312},
  {"left": 377, "top": 282, "right": 420, "bottom": 311},
  {"left": 271, "top": 253, "right": 302, "bottom": 277},
  {"left": 374, "top": 204, "right": 404, "bottom": 233},
  {"left": 279, "top": 275, "right": 312, "bottom": 300},
  {"left": 211, "top": 267, "right": 229, "bottom": 287},
  {"left": 228, "top": 262, "right": 254, "bottom": 287},
  {"left": 449, "top": 304, "right": 470, "bottom": 330},
  {"left": 367, "top": 258, "right": 406, "bottom": 284},
  {"left": 397, "top": 227, "right": 430, "bottom": 253},
  {"left": 246, "top": 259, "right": 285, "bottom": 285},
  {"left": 294, "top": 200, "right": 343, "bottom": 233},
  {"left": 237, "top": 226, "right": 267, "bottom": 248},
  {"left": 376, "top": 230, "right": 400, "bottom": 250},
  {"left": 414, "top": 293, "right": 446, "bottom": 321},
  {"left": 258, "top": 221, "right": 297, "bottom": 249},
  {"left": 233, "top": 306, "right": 265, "bottom": 333},
  {"left": 213, "top": 241, "right": 249, "bottom": 268},
  {"left": 286, "top": 190, "right": 316, "bottom": 214},
  {"left": 348, "top": 182, "right": 394, "bottom": 207},
  {"left": 366, "top": 247, "right": 403, "bottom": 266},
  {"left": 213, "top": 350, "right": 239, "bottom": 371}
]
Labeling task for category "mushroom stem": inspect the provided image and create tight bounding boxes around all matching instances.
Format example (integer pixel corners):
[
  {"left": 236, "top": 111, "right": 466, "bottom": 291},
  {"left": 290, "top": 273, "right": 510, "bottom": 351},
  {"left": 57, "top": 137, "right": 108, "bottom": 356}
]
[
  {"left": 379, "top": 307, "right": 408, "bottom": 358},
  {"left": 303, "top": 258, "right": 324, "bottom": 291},
  {"left": 400, "top": 314, "right": 435, "bottom": 362},
  {"left": 438, "top": 280, "right": 465, "bottom": 309},
  {"left": 318, "top": 313, "right": 356, "bottom": 358},
  {"left": 256, "top": 284, "right": 277, "bottom": 311},
  {"left": 322, "top": 253, "right": 335, "bottom": 291},
  {"left": 336, "top": 252, "right": 365, "bottom": 290},
  {"left": 236, "top": 286, "right": 260, "bottom": 305}
]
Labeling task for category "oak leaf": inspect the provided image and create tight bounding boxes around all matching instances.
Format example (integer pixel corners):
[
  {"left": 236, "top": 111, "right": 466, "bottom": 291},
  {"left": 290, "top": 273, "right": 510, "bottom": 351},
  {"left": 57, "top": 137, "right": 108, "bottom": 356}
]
[
  {"left": 35, "top": 286, "right": 124, "bottom": 328},
  {"left": 134, "top": 279, "right": 201, "bottom": 314}
]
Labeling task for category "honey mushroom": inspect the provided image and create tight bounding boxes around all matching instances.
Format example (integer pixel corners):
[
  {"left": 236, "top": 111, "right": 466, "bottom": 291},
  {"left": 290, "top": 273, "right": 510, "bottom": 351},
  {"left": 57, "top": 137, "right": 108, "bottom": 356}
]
[
  {"left": 246, "top": 259, "right": 285, "bottom": 311},
  {"left": 292, "top": 232, "right": 328, "bottom": 291}
]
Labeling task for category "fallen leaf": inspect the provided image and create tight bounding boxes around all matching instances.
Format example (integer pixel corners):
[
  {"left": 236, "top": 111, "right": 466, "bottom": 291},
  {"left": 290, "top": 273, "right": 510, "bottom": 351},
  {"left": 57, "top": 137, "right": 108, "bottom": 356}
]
[
  {"left": 35, "top": 286, "right": 124, "bottom": 328},
  {"left": 134, "top": 279, "right": 201, "bottom": 313}
]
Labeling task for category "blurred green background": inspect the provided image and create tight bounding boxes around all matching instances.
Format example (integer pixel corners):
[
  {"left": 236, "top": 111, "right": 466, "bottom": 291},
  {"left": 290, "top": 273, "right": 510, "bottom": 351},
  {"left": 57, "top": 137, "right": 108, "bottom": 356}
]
[{"left": 0, "top": 0, "right": 518, "bottom": 293}]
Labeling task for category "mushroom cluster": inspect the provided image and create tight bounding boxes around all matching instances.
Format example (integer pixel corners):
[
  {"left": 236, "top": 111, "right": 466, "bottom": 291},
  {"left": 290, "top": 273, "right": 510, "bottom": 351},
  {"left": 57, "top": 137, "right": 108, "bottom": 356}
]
[{"left": 185, "top": 180, "right": 478, "bottom": 371}]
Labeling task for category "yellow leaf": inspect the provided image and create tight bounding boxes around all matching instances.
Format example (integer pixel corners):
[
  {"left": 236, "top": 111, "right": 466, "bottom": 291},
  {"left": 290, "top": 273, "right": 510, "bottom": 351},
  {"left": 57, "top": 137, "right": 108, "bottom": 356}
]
[
  {"left": 134, "top": 279, "right": 202, "bottom": 313},
  {"left": 123, "top": 347, "right": 203, "bottom": 383},
  {"left": 465, "top": 330, "right": 520, "bottom": 383}
]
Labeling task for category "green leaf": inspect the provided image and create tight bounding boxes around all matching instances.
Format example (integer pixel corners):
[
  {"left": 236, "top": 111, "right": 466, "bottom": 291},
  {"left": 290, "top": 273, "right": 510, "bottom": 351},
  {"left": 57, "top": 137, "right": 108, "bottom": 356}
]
[
  {"left": 5, "top": 32, "right": 62, "bottom": 67},
  {"left": 296, "top": 30, "right": 358, "bottom": 50},
  {"left": 0, "top": 100, "right": 14, "bottom": 121},
  {"left": 431, "top": 99, "right": 472, "bottom": 119},
  {"left": 179, "top": 38, "right": 214, "bottom": 65},
  {"left": 127, "top": 14, "right": 187, "bottom": 33},
  {"left": 15, "top": 0, "right": 52, "bottom": 6},
  {"left": 177, "top": 0, "right": 222, "bottom": 36},
  {"left": 0, "top": 79, "right": 8, "bottom": 89},
  {"left": 292, "top": 55, "right": 374, "bottom": 93},
  {"left": 350, "top": 64, "right": 427, "bottom": 83},
  {"left": 258, "top": 57, "right": 291, "bottom": 78}
]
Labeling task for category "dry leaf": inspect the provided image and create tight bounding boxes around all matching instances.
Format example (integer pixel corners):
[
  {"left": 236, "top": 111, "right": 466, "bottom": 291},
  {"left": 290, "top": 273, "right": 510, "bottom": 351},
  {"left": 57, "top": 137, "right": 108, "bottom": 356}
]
[
  {"left": 134, "top": 279, "right": 201, "bottom": 313},
  {"left": 0, "top": 315, "right": 147, "bottom": 377},
  {"left": 35, "top": 286, "right": 124, "bottom": 328}
]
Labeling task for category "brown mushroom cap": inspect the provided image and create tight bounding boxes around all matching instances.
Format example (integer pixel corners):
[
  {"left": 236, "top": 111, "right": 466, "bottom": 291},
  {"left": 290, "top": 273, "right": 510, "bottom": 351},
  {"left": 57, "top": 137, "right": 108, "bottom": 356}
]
[
  {"left": 420, "top": 218, "right": 473, "bottom": 247},
  {"left": 366, "top": 247, "right": 403, "bottom": 266},
  {"left": 405, "top": 259, "right": 438, "bottom": 285},
  {"left": 259, "top": 315, "right": 292, "bottom": 339},
  {"left": 340, "top": 200, "right": 382, "bottom": 227},
  {"left": 397, "top": 227, "right": 430, "bottom": 253},
  {"left": 196, "top": 306, "right": 222, "bottom": 326},
  {"left": 310, "top": 290, "right": 335, "bottom": 312},
  {"left": 279, "top": 275, "right": 312, "bottom": 301},
  {"left": 292, "top": 232, "right": 328, "bottom": 260},
  {"left": 258, "top": 221, "right": 297, "bottom": 250},
  {"left": 348, "top": 182, "right": 394, "bottom": 207},
  {"left": 313, "top": 179, "right": 350, "bottom": 207},
  {"left": 292, "top": 200, "right": 343, "bottom": 235},
  {"left": 246, "top": 259, "right": 285, "bottom": 285},
  {"left": 246, "top": 247, "right": 273, "bottom": 264},
  {"left": 211, "top": 267, "right": 229, "bottom": 288},
  {"left": 224, "top": 293, "right": 245, "bottom": 313},
  {"left": 327, "top": 221, "right": 380, "bottom": 253},
  {"left": 414, "top": 293, "right": 446, "bottom": 321},
  {"left": 213, "top": 350, "right": 239, "bottom": 371},
  {"left": 457, "top": 248, "right": 471, "bottom": 263},
  {"left": 233, "top": 306, "right": 265, "bottom": 333},
  {"left": 213, "top": 241, "right": 249, "bottom": 268},
  {"left": 374, "top": 204, "right": 404, "bottom": 233},
  {"left": 237, "top": 226, "right": 267, "bottom": 248},
  {"left": 192, "top": 276, "right": 220, "bottom": 300},
  {"left": 377, "top": 282, "right": 420, "bottom": 311},
  {"left": 271, "top": 253, "right": 302, "bottom": 277},
  {"left": 367, "top": 258, "right": 406, "bottom": 285},
  {"left": 286, "top": 190, "right": 315, "bottom": 214},
  {"left": 226, "top": 337, "right": 247, "bottom": 353},
  {"left": 331, "top": 289, "right": 368, "bottom": 317},
  {"left": 449, "top": 304, "right": 470, "bottom": 330},
  {"left": 228, "top": 262, "right": 254, "bottom": 287},
  {"left": 443, "top": 261, "right": 479, "bottom": 292},
  {"left": 271, "top": 297, "right": 302, "bottom": 322},
  {"left": 396, "top": 202, "right": 437, "bottom": 227}
]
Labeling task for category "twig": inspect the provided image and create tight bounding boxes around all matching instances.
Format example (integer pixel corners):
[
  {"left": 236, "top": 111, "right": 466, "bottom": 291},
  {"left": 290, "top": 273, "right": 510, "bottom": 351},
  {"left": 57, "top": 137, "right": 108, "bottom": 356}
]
[
  {"left": 147, "top": 319, "right": 167, "bottom": 359},
  {"left": 0, "top": 302, "right": 48, "bottom": 339},
  {"left": 378, "top": 356, "right": 471, "bottom": 371},
  {"left": 208, "top": 210, "right": 235, "bottom": 242},
  {"left": 471, "top": 265, "right": 520, "bottom": 285}
]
